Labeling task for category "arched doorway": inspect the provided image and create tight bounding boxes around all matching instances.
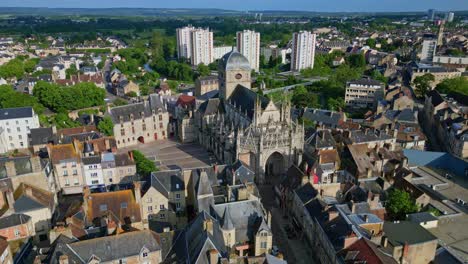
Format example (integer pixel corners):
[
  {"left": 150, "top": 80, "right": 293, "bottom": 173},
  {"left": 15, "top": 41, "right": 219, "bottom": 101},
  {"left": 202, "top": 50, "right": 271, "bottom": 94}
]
[
  {"left": 137, "top": 136, "right": 145, "bottom": 143},
  {"left": 265, "top": 152, "right": 285, "bottom": 184}
]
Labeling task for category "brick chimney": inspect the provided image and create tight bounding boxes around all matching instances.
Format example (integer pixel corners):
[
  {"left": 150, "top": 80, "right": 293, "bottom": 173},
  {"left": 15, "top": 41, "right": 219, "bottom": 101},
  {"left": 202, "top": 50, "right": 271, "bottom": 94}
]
[
  {"left": 134, "top": 181, "right": 141, "bottom": 204},
  {"left": 402, "top": 242, "right": 409, "bottom": 261},
  {"left": 82, "top": 186, "right": 91, "bottom": 213},
  {"left": 6, "top": 190, "right": 15, "bottom": 209},
  {"left": 204, "top": 218, "right": 214, "bottom": 236},
  {"left": 128, "top": 151, "right": 134, "bottom": 161},
  {"left": 59, "top": 255, "right": 69, "bottom": 264},
  {"left": 208, "top": 249, "right": 218, "bottom": 264},
  {"left": 104, "top": 138, "right": 111, "bottom": 151}
]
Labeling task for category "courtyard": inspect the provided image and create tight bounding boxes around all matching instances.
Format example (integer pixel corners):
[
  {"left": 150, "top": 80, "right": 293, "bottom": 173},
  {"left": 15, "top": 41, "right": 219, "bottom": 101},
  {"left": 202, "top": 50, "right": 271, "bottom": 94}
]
[{"left": 118, "top": 138, "right": 217, "bottom": 170}]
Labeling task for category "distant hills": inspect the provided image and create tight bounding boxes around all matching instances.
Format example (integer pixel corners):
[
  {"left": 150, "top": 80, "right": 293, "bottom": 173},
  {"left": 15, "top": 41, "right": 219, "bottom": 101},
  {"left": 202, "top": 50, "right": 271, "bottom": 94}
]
[{"left": 0, "top": 7, "right": 467, "bottom": 17}]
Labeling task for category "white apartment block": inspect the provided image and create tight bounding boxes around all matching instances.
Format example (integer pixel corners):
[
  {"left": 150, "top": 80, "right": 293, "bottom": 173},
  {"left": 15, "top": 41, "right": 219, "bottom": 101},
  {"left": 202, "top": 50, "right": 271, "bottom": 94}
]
[
  {"left": 237, "top": 30, "right": 261, "bottom": 71},
  {"left": 190, "top": 28, "right": 214, "bottom": 66},
  {"left": 0, "top": 107, "right": 40, "bottom": 153},
  {"left": 421, "top": 39, "right": 437, "bottom": 63},
  {"left": 291, "top": 31, "right": 317, "bottom": 72},
  {"left": 176, "top": 25, "right": 196, "bottom": 60},
  {"left": 214, "top": 46, "right": 233, "bottom": 60},
  {"left": 345, "top": 78, "right": 384, "bottom": 110},
  {"left": 82, "top": 155, "right": 105, "bottom": 188}
]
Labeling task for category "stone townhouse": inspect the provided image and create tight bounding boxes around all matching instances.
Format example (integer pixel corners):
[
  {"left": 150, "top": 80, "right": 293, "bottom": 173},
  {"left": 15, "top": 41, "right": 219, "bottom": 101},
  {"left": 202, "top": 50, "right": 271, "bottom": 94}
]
[
  {"left": 140, "top": 170, "right": 186, "bottom": 230},
  {"left": 0, "top": 214, "right": 34, "bottom": 241},
  {"left": 42, "top": 230, "right": 162, "bottom": 264},
  {"left": 48, "top": 141, "right": 84, "bottom": 195},
  {"left": 3, "top": 183, "right": 56, "bottom": 242},
  {"left": 0, "top": 107, "right": 40, "bottom": 154},
  {"left": 109, "top": 94, "right": 170, "bottom": 148},
  {"left": 0, "top": 155, "right": 56, "bottom": 194},
  {"left": 101, "top": 152, "right": 136, "bottom": 186}
]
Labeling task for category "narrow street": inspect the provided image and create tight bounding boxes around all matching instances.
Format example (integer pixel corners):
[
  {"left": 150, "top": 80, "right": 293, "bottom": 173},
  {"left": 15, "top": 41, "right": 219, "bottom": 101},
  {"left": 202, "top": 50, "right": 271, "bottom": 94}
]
[{"left": 259, "top": 184, "right": 316, "bottom": 264}]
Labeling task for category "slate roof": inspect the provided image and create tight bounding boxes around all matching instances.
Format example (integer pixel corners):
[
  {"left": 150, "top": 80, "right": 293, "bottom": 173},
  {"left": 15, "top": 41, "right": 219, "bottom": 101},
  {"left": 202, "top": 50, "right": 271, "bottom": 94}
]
[
  {"left": 151, "top": 170, "right": 185, "bottom": 199},
  {"left": 295, "top": 183, "right": 318, "bottom": 204},
  {"left": 306, "top": 130, "right": 337, "bottom": 149},
  {"left": 349, "top": 129, "right": 393, "bottom": 144},
  {"left": 0, "top": 107, "right": 34, "bottom": 120},
  {"left": 228, "top": 85, "right": 269, "bottom": 119},
  {"left": 302, "top": 108, "right": 344, "bottom": 127},
  {"left": 231, "top": 160, "right": 255, "bottom": 185},
  {"left": 0, "top": 213, "right": 31, "bottom": 229},
  {"left": 426, "top": 90, "right": 444, "bottom": 107},
  {"left": 109, "top": 95, "right": 166, "bottom": 123},
  {"left": 30, "top": 127, "right": 55, "bottom": 145},
  {"left": 165, "top": 211, "right": 226, "bottom": 264},
  {"left": 198, "top": 98, "right": 220, "bottom": 116},
  {"left": 212, "top": 200, "right": 268, "bottom": 243},
  {"left": 219, "top": 48, "right": 251, "bottom": 71},
  {"left": 383, "top": 221, "right": 437, "bottom": 247},
  {"left": 82, "top": 156, "right": 101, "bottom": 165},
  {"left": 407, "top": 212, "right": 438, "bottom": 224},
  {"left": 68, "top": 230, "right": 161, "bottom": 262}
]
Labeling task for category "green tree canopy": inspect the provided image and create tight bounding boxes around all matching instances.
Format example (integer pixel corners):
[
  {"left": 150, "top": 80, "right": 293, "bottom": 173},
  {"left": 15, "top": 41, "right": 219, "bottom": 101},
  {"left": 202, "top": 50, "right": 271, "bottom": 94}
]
[
  {"left": 0, "top": 84, "right": 44, "bottom": 113},
  {"left": 0, "top": 59, "right": 25, "bottom": 79},
  {"left": 436, "top": 77, "right": 468, "bottom": 96},
  {"left": 132, "top": 150, "right": 158, "bottom": 177},
  {"left": 98, "top": 116, "right": 114, "bottom": 136},
  {"left": 386, "top": 188, "right": 419, "bottom": 220},
  {"left": 196, "top": 63, "right": 211, "bottom": 77},
  {"left": 413, "top": 73, "right": 435, "bottom": 97},
  {"left": 33, "top": 81, "right": 105, "bottom": 112},
  {"left": 346, "top": 53, "right": 366, "bottom": 68},
  {"left": 291, "top": 85, "right": 320, "bottom": 108}
]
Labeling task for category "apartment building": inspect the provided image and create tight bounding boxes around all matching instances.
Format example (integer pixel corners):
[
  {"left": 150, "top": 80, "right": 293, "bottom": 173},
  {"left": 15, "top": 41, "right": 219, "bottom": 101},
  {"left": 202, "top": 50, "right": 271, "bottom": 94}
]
[
  {"left": 176, "top": 25, "right": 196, "bottom": 59},
  {"left": 237, "top": 30, "right": 261, "bottom": 71},
  {"left": 291, "top": 31, "right": 316, "bottom": 71},
  {"left": 190, "top": 28, "right": 214, "bottom": 66},
  {"left": 0, "top": 107, "right": 40, "bottom": 154},
  {"left": 345, "top": 78, "right": 384, "bottom": 110}
]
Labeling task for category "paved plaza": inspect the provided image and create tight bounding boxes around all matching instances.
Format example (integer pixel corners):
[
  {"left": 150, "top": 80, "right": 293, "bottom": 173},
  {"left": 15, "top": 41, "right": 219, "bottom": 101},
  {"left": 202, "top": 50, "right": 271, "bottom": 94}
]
[{"left": 119, "top": 139, "right": 217, "bottom": 170}]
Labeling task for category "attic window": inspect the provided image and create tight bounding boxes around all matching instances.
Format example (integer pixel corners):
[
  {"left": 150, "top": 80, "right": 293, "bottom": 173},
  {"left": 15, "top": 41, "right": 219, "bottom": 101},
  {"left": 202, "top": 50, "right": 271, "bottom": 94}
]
[
  {"left": 121, "top": 202, "right": 128, "bottom": 209},
  {"left": 100, "top": 204, "right": 108, "bottom": 211}
]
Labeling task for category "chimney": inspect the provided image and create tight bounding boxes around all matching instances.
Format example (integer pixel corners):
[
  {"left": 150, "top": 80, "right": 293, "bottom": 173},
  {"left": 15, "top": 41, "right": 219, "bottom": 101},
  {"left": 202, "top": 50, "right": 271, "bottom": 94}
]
[
  {"left": 363, "top": 214, "right": 369, "bottom": 223},
  {"left": 208, "top": 249, "right": 218, "bottom": 264},
  {"left": 402, "top": 242, "right": 410, "bottom": 260},
  {"left": 134, "top": 181, "right": 142, "bottom": 204},
  {"left": 59, "top": 255, "right": 69, "bottom": 264},
  {"left": 267, "top": 210, "right": 272, "bottom": 228},
  {"left": 52, "top": 125, "right": 57, "bottom": 135},
  {"left": 128, "top": 151, "right": 134, "bottom": 161},
  {"left": 382, "top": 236, "right": 389, "bottom": 248},
  {"left": 90, "top": 114, "right": 95, "bottom": 124},
  {"left": 6, "top": 190, "right": 15, "bottom": 208},
  {"left": 105, "top": 139, "right": 111, "bottom": 151},
  {"left": 83, "top": 186, "right": 91, "bottom": 212},
  {"left": 204, "top": 218, "right": 214, "bottom": 236},
  {"left": 393, "top": 128, "right": 398, "bottom": 138},
  {"left": 24, "top": 185, "right": 33, "bottom": 197},
  {"left": 107, "top": 104, "right": 111, "bottom": 114}
]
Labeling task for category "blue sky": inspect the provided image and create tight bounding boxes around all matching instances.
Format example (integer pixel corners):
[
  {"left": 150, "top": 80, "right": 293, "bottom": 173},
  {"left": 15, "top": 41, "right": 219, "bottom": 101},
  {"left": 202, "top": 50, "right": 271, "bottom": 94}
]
[{"left": 1, "top": 0, "right": 467, "bottom": 12}]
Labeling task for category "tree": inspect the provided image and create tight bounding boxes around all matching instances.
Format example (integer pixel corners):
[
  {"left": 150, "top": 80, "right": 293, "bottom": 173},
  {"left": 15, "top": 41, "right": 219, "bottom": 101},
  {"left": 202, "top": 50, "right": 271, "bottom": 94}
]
[
  {"left": 327, "top": 97, "right": 345, "bottom": 111},
  {"left": 346, "top": 53, "right": 366, "bottom": 68},
  {"left": 365, "top": 38, "right": 376, "bottom": 48},
  {"left": 291, "top": 85, "right": 320, "bottom": 108},
  {"left": 436, "top": 77, "right": 468, "bottom": 96},
  {"left": 0, "top": 84, "right": 44, "bottom": 113},
  {"left": 386, "top": 189, "right": 418, "bottom": 220},
  {"left": 196, "top": 63, "right": 210, "bottom": 77},
  {"left": 413, "top": 74, "right": 435, "bottom": 97},
  {"left": 112, "top": 98, "right": 128, "bottom": 106},
  {"left": 98, "top": 116, "right": 114, "bottom": 136},
  {"left": 0, "top": 59, "right": 25, "bottom": 79},
  {"left": 66, "top": 64, "right": 78, "bottom": 79},
  {"left": 370, "top": 70, "right": 388, "bottom": 84},
  {"left": 132, "top": 150, "right": 157, "bottom": 177},
  {"left": 24, "top": 58, "right": 39, "bottom": 73}
]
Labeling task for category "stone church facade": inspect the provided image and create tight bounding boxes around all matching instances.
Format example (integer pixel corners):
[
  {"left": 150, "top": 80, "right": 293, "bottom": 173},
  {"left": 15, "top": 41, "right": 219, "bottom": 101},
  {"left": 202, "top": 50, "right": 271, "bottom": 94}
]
[{"left": 181, "top": 49, "right": 304, "bottom": 183}]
